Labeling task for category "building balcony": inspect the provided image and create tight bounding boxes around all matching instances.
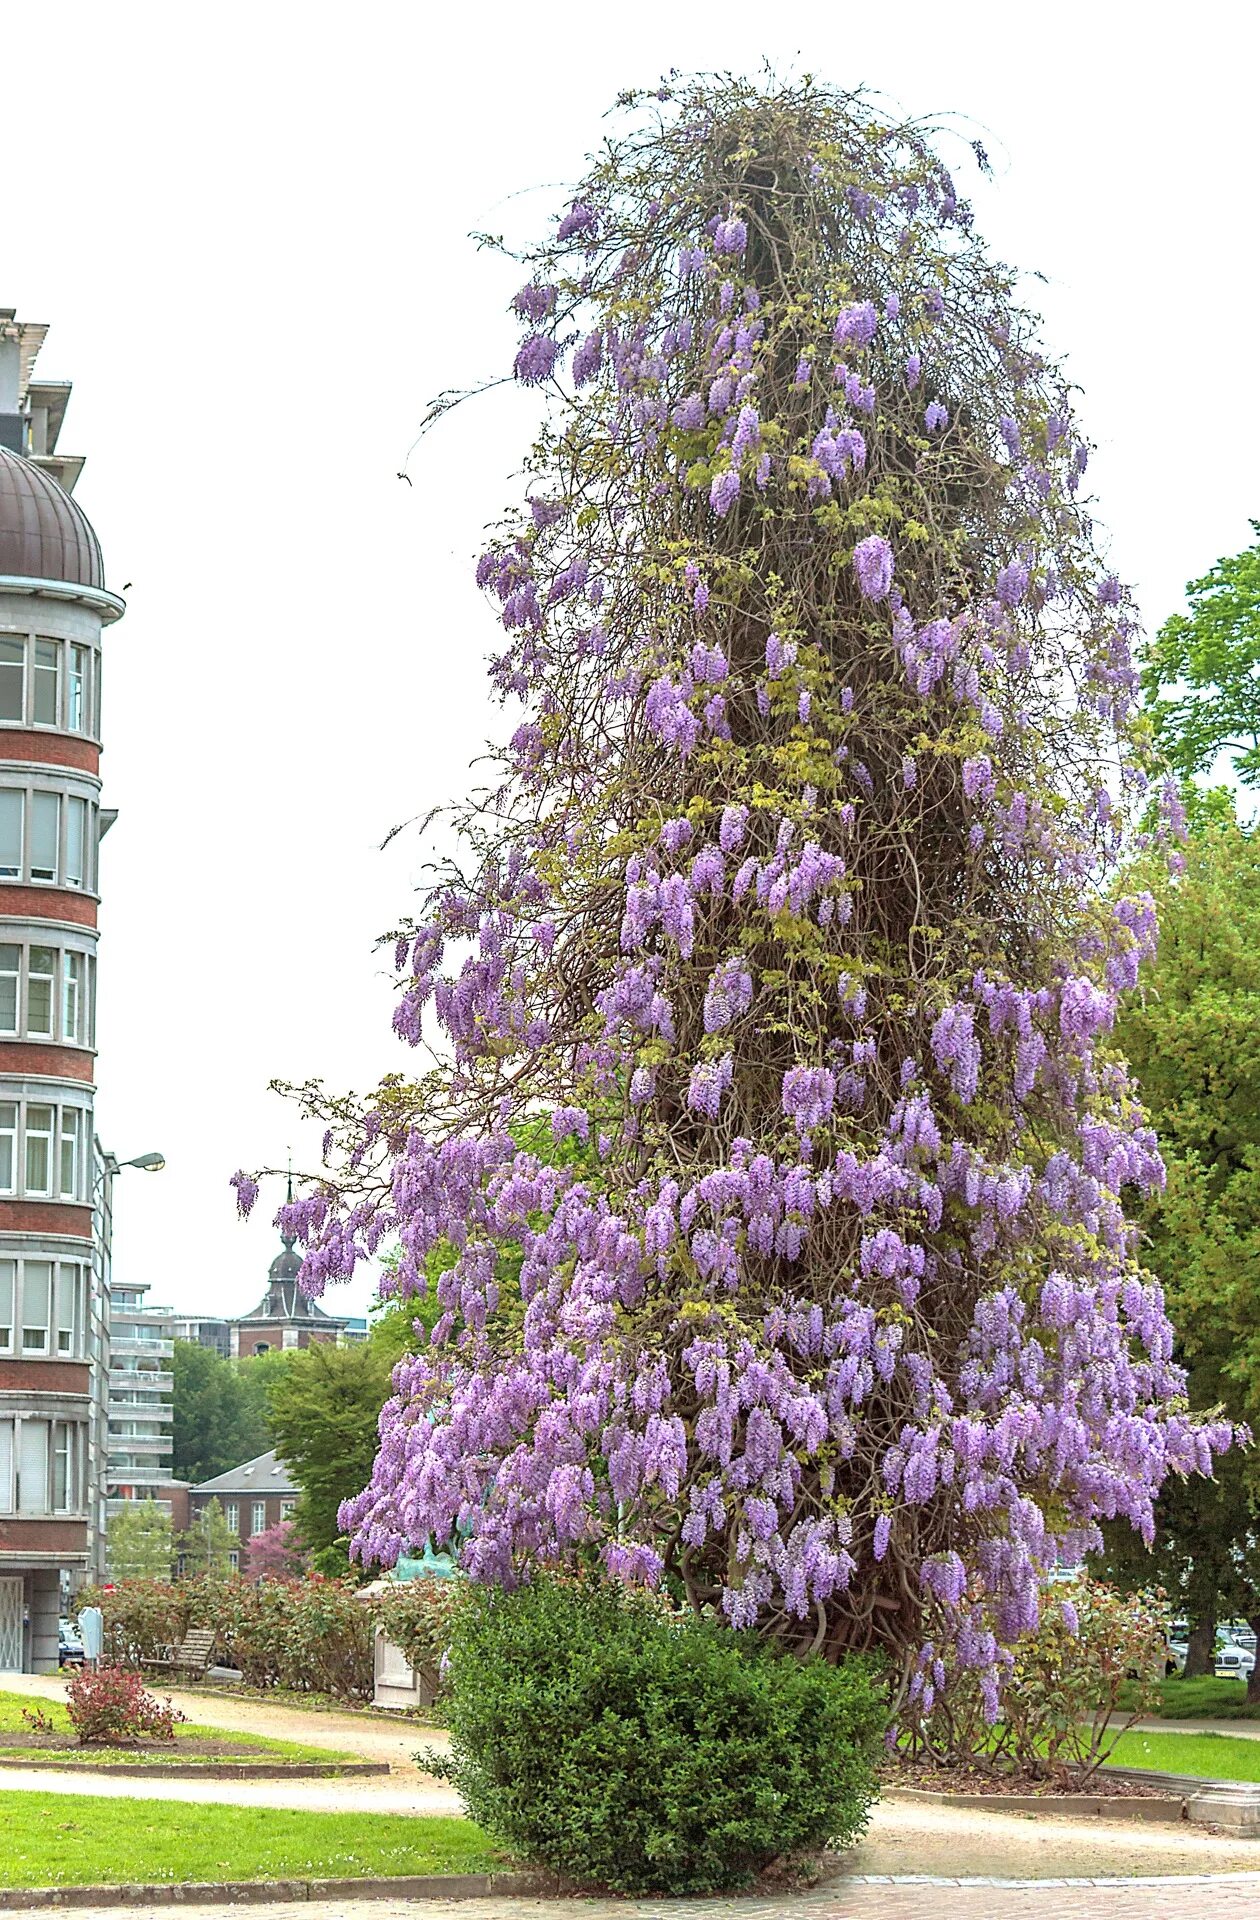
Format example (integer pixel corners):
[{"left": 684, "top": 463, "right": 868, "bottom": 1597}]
[
  {"left": 108, "top": 1335, "right": 173, "bottom": 1360},
  {"left": 107, "top": 1366, "right": 172, "bottom": 1390}
]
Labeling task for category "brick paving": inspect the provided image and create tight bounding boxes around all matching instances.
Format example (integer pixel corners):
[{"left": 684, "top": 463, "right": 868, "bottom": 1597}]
[{"left": 35, "top": 1878, "right": 1260, "bottom": 1919}]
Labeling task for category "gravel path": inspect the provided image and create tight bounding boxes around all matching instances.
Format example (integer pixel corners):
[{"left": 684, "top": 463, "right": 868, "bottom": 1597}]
[{"left": 5, "top": 1673, "right": 1260, "bottom": 1885}]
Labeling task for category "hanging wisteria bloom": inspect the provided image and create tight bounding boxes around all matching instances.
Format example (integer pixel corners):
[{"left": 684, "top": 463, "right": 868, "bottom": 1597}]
[
  {"left": 260, "top": 76, "right": 1231, "bottom": 1714},
  {"left": 853, "top": 534, "right": 895, "bottom": 601}
]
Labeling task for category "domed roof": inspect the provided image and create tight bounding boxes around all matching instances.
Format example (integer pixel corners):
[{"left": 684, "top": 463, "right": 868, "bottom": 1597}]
[
  {"left": 0, "top": 446, "right": 104, "bottom": 589},
  {"left": 269, "top": 1237, "right": 303, "bottom": 1283}
]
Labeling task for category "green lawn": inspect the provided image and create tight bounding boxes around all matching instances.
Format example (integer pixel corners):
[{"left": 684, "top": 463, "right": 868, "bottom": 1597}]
[
  {"left": 1148, "top": 1674, "right": 1260, "bottom": 1721},
  {"left": 1104, "top": 1728, "right": 1260, "bottom": 1782},
  {"left": 0, "top": 1793, "right": 498, "bottom": 1888},
  {"left": 0, "top": 1691, "right": 351, "bottom": 1768}
]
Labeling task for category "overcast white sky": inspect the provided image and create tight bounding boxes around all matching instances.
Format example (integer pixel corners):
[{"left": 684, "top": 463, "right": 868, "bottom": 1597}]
[{"left": 7, "top": 1, "right": 1257, "bottom": 1322}]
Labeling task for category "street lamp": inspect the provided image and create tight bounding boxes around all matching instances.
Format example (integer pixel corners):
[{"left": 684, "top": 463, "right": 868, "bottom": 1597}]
[{"left": 101, "top": 1150, "right": 166, "bottom": 1178}]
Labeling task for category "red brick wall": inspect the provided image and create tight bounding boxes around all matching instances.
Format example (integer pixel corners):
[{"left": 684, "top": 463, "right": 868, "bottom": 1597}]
[
  {"left": 0, "top": 1358, "right": 90, "bottom": 1395},
  {"left": 0, "top": 1042, "right": 94, "bottom": 1081},
  {"left": 0, "top": 887, "right": 96, "bottom": 927},
  {"left": 0, "top": 1201, "right": 92, "bottom": 1238},
  {"left": 0, "top": 1516, "right": 88, "bottom": 1556},
  {"left": 0, "top": 733, "right": 99, "bottom": 774}
]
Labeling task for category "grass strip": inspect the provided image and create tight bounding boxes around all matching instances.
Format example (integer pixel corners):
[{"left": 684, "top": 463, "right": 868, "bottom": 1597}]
[
  {"left": 0, "top": 1691, "right": 351, "bottom": 1767},
  {"left": 1104, "top": 1729, "right": 1260, "bottom": 1782},
  {"left": 0, "top": 1792, "right": 497, "bottom": 1888}
]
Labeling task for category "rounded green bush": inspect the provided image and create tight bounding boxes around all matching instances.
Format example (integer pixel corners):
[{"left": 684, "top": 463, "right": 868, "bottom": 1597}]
[{"left": 434, "top": 1576, "right": 886, "bottom": 1894}]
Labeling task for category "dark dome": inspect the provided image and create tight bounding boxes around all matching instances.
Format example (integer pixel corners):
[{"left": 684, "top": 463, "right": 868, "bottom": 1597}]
[
  {"left": 269, "top": 1240, "right": 303, "bottom": 1282},
  {"left": 0, "top": 447, "right": 104, "bottom": 589}
]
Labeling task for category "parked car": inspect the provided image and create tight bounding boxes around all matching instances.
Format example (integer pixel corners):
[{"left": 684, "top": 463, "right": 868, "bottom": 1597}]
[
  {"left": 1215, "top": 1644, "right": 1256, "bottom": 1682},
  {"left": 1221, "top": 1622, "right": 1258, "bottom": 1654},
  {"left": 57, "top": 1618, "right": 84, "bottom": 1667},
  {"left": 1165, "top": 1638, "right": 1189, "bottom": 1676}
]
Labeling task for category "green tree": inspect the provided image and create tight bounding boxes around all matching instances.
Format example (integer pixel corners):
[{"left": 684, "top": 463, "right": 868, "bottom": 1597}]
[
  {"left": 1102, "top": 813, "right": 1260, "bottom": 1690},
  {"left": 106, "top": 1499, "right": 173, "bottom": 1581},
  {"left": 171, "top": 1340, "right": 289, "bottom": 1484},
  {"left": 265, "top": 1310, "right": 416, "bottom": 1576},
  {"left": 178, "top": 1497, "right": 238, "bottom": 1579},
  {"left": 1140, "top": 525, "right": 1260, "bottom": 790}
]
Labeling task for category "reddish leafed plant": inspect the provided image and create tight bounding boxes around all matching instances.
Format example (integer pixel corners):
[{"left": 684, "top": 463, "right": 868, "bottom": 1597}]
[{"left": 66, "top": 1663, "right": 184, "bottom": 1745}]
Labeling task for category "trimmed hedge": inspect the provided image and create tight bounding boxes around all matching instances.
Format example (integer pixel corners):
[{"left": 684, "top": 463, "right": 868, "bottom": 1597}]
[{"left": 430, "top": 1576, "right": 885, "bottom": 1894}]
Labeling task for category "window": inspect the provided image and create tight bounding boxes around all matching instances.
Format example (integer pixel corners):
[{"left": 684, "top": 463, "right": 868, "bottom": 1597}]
[
  {"left": 0, "top": 1420, "right": 11, "bottom": 1510},
  {"left": 251, "top": 1501, "right": 265, "bottom": 1537},
  {"left": 0, "top": 1259, "right": 12, "bottom": 1351},
  {"left": 25, "top": 1104, "right": 54, "bottom": 1195},
  {"left": 63, "top": 951, "right": 85, "bottom": 1040},
  {"left": 68, "top": 646, "right": 89, "bottom": 733},
  {"left": 0, "top": 945, "right": 17, "bottom": 1034},
  {"left": 60, "top": 1108, "right": 82, "bottom": 1199},
  {"left": 28, "top": 945, "right": 55, "bottom": 1037},
  {"left": 19, "top": 1419, "right": 48, "bottom": 1511},
  {"left": 228, "top": 1550, "right": 240, "bottom": 1573},
  {"left": 0, "top": 637, "right": 23, "bottom": 722},
  {"left": 280, "top": 1499, "right": 296, "bottom": 1519},
  {"left": 33, "top": 640, "right": 59, "bottom": 726},
  {"left": 21, "top": 1261, "right": 51, "bottom": 1351},
  {"left": 0, "top": 1105, "right": 14, "bottom": 1192},
  {"left": 57, "top": 1263, "right": 83, "bottom": 1353},
  {"left": 0, "top": 791, "right": 21, "bottom": 877},
  {"left": 0, "top": 789, "right": 97, "bottom": 888},
  {"left": 30, "top": 792, "right": 58, "bottom": 882},
  {"left": 65, "top": 798, "right": 87, "bottom": 889},
  {"left": 225, "top": 1502, "right": 239, "bottom": 1532}
]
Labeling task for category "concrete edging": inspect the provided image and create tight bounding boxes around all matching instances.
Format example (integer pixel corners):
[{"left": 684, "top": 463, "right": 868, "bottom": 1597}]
[
  {"left": 884, "top": 1785, "right": 1188, "bottom": 1825},
  {"left": 0, "top": 1760, "right": 389, "bottom": 1782},
  {"left": 0, "top": 1873, "right": 558, "bottom": 1911},
  {"left": 5, "top": 1869, "right": 1260, "bottom": 1909}
]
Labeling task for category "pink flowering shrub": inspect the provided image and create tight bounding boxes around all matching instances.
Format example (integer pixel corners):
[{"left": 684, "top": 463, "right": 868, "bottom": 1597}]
[
  {"left": 252, "top": 77, "right": 1232, "bottom": 1711},
  {"left": 66, "top": 1664, "right": 183, "bottom": 1745}
]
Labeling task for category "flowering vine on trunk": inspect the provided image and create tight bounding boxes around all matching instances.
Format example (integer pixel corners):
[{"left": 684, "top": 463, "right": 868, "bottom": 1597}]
[{"left": 243, "top": 77, "right": 1229, "bottom": 1707}]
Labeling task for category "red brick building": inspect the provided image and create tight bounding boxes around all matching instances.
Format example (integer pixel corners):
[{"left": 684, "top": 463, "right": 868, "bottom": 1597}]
[
  {"left": 188, "top": 1450, "right": 297, "bottom": 1575},
  {"left": 0, "top": 312, "right": 122, "bottom": 1671}
]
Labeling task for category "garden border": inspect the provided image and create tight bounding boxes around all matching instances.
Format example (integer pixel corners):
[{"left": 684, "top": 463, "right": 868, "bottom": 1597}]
[{"left": 0, "top": 1759, "right": 389, "bottom": 1782}]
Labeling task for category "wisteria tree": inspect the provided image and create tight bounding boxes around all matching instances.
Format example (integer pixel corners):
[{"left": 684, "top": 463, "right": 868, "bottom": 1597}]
[{"left": 242, "top": 77, "right": 1230, "bottom": 1708}]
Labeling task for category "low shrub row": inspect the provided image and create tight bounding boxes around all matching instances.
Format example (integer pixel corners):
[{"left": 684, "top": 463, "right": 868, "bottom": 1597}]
[
  {"left": 75, "top": 1576, "right": 377, "bottom": 1700},
  {"left": 74, "top": 1572, "right": 469, "bottom": 1704}
]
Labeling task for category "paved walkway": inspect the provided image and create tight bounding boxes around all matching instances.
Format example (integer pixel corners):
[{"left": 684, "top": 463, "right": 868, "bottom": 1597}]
[
  {"left": 26, "top": 1880, "right": 1260, "bottom": 1918},
  {"left": 6, "top": 1674, "right": 1260, "bottom": 1892}
]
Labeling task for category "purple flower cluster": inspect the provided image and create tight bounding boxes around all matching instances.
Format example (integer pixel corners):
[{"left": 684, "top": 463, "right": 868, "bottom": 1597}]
[{"left": 263, "top": 79, "right": 1229, "bottom": 1710}]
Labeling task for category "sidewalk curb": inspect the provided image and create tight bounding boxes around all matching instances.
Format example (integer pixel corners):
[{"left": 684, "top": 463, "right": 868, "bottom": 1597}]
[{"left": 0, "top": 1873, "right": 559, "bottom": 1910}]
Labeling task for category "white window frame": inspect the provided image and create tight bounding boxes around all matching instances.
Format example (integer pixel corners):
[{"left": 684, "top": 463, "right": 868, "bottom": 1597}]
[
  {"left": 0, "top": 944, "right": 17, "bottom": 1035},
  {"left": 0, "top": 1104, "right": 15, "bottom": 1194},
  {"left": 24, "top": 1104, "right": 55, "bottom": 1197},
  {"left": 225, "top": 1501, "right": 239, "bottom": 1532},
  {"left": 251, "top": 1501, "right": 266, "bottom": 1537},
  {"left": 31, "top": 639, "right": 61, "bottom": 729},
  {"left": 0, "top": 791, "right": 22, "bottom": 879},
  {"left": 0, "top": 1258, "right": 13, "bottom": 1353},
  {"left": 0, "top": 635, "right": 25, "bottom": 724},
  {"left": 68, "top": 645, "right": 90, "bottom": 735},
  {"left": 0, "top": 783, "right": 99, "bottom": 890},
  {"left": 27, "top": 943, "right": 56, "bottom": 1038},
  {"left": 20, "top": 1259, "right": 52, "bottom": 1352}
]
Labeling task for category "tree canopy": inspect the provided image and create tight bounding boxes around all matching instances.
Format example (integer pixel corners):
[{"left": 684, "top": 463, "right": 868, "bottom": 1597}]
[
  {"left": 106, "top": 1498, "right": 173, "bottom": 1581},
  {"left": 1140, "top": 524, "right": 1260, "bottom": 792},
  {"left": 245, "top": 76, "right": 1228, "bottom": 1704},
  {"left": 171, "top": 1340, "right": 289, "bottom": 1485}
]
